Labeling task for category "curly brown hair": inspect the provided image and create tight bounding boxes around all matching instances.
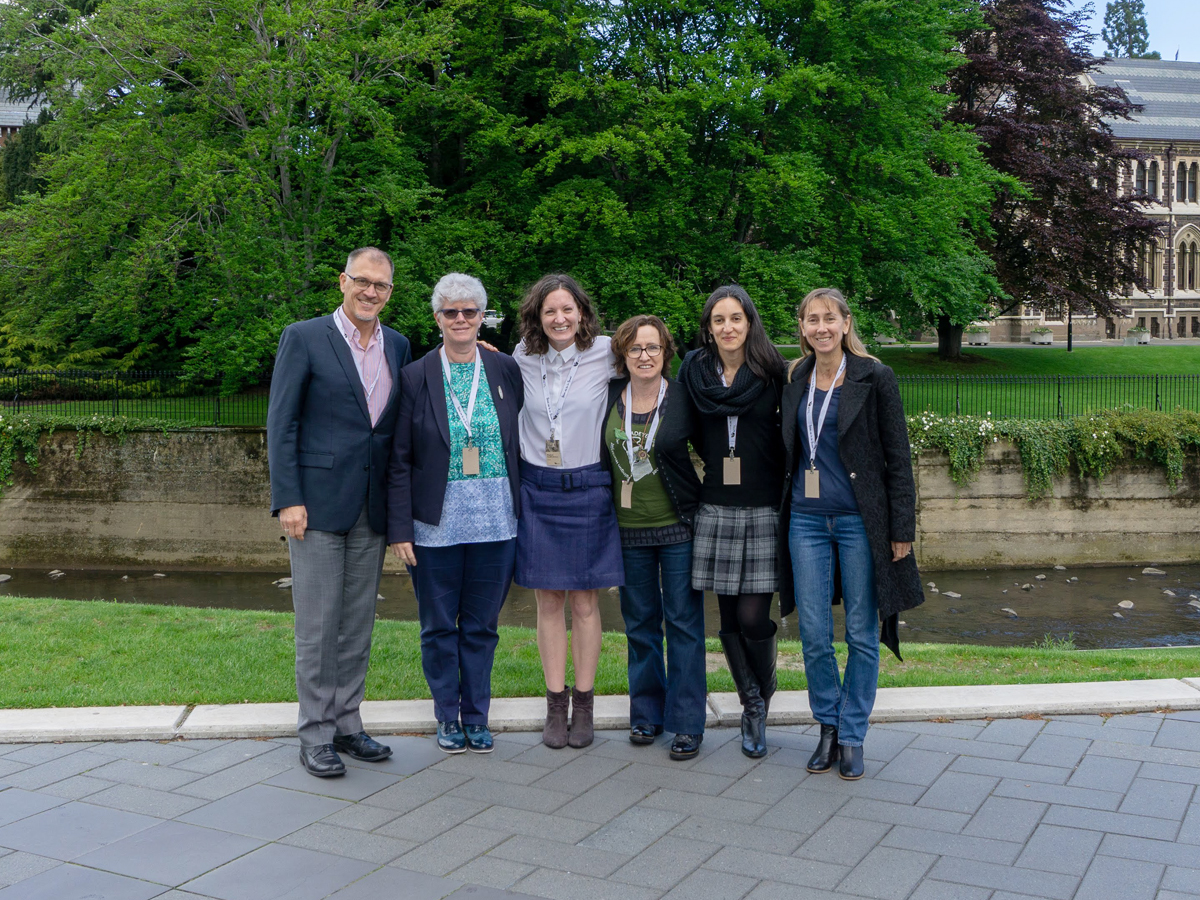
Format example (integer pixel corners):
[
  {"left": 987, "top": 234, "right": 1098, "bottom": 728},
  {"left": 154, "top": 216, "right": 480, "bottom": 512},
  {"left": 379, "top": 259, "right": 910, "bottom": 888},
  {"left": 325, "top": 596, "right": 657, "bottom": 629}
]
[
  {"left": 518, "top": 273, "right": 601, "bottom": 356},
  {"left": 610, "top": 315, "right": 676, "bottom": 378}
]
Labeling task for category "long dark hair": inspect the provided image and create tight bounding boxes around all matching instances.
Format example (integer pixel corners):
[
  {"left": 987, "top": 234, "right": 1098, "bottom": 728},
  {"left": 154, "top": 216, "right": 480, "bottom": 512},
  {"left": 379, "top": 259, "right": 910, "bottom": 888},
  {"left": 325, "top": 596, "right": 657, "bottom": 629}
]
[
  {"left": 698, "top": 284, "right": 784, "bottom": 381},
  {"left": 518, "top": 273, "right": 601, "bottom": 356}
]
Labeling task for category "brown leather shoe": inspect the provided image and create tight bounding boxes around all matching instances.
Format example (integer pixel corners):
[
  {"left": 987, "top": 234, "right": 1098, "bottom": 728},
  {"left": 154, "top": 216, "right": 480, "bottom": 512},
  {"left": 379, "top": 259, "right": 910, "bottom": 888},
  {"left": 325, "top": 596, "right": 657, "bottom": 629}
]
[
  {"left": 543, "top": 687, "right": 570, "bottom": 749},
  {"left": 567, "top": 687, "right": 594, "bottom": 748}
]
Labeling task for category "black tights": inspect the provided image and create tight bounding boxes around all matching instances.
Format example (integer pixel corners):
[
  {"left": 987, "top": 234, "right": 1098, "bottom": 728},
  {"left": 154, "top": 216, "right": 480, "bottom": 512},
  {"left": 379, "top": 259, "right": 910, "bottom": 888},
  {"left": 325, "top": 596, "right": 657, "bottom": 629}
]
[{"left": 717, "top": 593, "right": 775, "bottom": 641}]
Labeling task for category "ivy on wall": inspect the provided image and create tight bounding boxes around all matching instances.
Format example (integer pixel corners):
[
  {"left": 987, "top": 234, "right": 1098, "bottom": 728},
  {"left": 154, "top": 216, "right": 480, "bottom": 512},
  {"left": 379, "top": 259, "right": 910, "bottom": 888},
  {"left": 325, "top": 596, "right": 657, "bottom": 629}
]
[
  {"left": 909, "top": 408, "right": 1200, "bottom": 498},
  {"left": 3, "top": 408, "right": 1200, "bottom": 503},
  {"left": 0, "top": 413, "right": 191, "bottom": 491}
]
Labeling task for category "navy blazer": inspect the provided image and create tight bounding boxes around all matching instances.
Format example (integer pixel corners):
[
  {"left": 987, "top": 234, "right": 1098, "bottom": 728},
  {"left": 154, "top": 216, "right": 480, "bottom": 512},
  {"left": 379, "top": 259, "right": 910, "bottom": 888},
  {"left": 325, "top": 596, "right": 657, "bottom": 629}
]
[
  {"left": 267, "top": 313, "right": 411, "bottom": 535},
  {"left": 385, "top": 346, "right": 525, "bottom": 545}
]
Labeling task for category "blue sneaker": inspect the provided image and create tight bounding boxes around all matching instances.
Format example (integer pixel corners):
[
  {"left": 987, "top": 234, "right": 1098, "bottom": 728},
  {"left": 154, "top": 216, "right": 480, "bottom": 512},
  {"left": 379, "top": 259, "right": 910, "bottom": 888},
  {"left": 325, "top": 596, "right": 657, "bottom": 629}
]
[
  {"left": 463, "top": 724, "right": 494, "bottom": 754},
  {"left": 437, "top": 720, "right": 467, "bottom": 754}
]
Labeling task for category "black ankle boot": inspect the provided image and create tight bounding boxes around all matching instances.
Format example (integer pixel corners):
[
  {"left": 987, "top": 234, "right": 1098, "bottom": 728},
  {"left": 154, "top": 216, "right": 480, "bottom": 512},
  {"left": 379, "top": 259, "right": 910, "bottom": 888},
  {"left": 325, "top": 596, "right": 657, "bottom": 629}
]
[
  {"left": 719, "top": 632, "right": 767, "bottom": 759},
  {"left": 838, "top": 744, "right": 865, "bottom": 780},
  {"left": 807, "top": 724, "right": 839, "bottom": 773},
  {"left": 743, "top": 622, "right": 777, "bottom": 716}
]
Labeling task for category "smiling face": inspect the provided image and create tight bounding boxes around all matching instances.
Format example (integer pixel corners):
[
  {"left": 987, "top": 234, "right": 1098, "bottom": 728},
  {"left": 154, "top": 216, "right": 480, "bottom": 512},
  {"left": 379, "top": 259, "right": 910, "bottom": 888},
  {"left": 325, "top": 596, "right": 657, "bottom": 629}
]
[
  {"left": 708, "top": 296, "right": 748, "bottom": 357},
  {"left": 628, "top": 324, "right": 666, "bottom": 384},
  {"left": 540, "top": 288, "right": 582, "bottom": 351},
  {"left": 338, "top": 255, "right": 392, "bottom": 328},
  {"left": 801, "top": 298, "right": 850, "bottom": 358},
  {"left": 437, "top": 299, "right": 482, "bottom": 348}
]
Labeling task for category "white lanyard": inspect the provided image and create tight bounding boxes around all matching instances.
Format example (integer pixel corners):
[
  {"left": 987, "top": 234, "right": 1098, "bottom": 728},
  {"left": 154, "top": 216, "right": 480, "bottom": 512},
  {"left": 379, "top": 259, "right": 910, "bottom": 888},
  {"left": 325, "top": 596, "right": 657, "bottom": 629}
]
[
  {"left": 805, "top": 355, "right": 847, "bottom": 469},
  {"left": 717, "top": 364, "right": 737, "bottom": 457},
  {"left": 440, "top": 346, "right": 482, "bottom": 444},
  {"left": 624, "top": 378, "right": 667, "bottom": 471},
  {"left": 540, "top": 352, "right": 582, "bottom": 441}
]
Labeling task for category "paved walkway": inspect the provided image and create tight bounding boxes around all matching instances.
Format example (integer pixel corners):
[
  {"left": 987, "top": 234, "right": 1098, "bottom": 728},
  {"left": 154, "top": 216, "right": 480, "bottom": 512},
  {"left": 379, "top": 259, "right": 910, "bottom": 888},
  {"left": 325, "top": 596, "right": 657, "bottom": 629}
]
[{"left": 2, "top": 710, "right": 1200, "bottom": 900}]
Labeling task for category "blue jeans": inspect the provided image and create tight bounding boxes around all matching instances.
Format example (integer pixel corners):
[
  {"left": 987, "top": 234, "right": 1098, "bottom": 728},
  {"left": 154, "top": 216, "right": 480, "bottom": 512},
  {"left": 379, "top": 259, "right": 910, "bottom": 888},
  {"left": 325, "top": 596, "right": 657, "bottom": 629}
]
[
  {"left": 410, "top": 539, "right": 517, "bottom": 726},
  {"left": 788, "top": 512, "right": 879, "bottom": 746},
  {"left": 619, "top": 541, "right": 707, "bottom": 735}
]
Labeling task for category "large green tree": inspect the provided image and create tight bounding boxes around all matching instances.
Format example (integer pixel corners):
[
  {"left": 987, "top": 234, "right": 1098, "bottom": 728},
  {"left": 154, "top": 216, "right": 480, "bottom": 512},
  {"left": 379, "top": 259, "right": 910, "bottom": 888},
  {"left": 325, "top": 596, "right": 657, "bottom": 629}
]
[
  {"left": 1101, "top": 0, "right": 1159, "bottom": 59},
  {"left": 0, "top": 0, "right": 1003, "bottom": 381}
]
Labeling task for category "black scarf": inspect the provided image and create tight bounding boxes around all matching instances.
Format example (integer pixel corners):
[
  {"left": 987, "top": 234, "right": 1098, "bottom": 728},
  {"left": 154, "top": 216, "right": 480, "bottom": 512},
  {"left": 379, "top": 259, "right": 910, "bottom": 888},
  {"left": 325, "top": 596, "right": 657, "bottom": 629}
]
[{"left": 678, "top": 348, "right": 767, "bottom": 417}]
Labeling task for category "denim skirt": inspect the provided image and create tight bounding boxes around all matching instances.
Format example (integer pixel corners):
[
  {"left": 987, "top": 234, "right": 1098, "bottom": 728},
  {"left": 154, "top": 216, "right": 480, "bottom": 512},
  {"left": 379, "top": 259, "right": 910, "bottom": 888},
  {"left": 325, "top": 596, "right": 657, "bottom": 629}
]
[{"left": 515, "top": 461, "right": 625, "bottom": 590}]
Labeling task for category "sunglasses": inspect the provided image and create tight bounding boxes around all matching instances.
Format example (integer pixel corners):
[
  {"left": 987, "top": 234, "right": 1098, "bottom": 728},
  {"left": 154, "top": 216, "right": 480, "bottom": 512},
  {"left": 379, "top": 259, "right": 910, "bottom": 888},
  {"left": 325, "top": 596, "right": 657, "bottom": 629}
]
[{"left": 439, "top": 308, "right": 482, "bottom": 321}]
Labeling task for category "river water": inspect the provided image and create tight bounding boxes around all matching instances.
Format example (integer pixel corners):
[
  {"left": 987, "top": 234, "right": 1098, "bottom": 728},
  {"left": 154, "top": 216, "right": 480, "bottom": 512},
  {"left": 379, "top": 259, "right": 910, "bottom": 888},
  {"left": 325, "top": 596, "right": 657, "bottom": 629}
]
[{"left": 4, "top": 563, "right": 1199, "bottom": 650}]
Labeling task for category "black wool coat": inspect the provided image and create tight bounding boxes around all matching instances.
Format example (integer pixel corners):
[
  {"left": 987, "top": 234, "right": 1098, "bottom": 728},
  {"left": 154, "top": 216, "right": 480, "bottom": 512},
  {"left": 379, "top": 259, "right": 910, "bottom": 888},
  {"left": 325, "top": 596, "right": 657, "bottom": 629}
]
[{"left": 777, "top": 352, "right": 925, "bottom": 659}]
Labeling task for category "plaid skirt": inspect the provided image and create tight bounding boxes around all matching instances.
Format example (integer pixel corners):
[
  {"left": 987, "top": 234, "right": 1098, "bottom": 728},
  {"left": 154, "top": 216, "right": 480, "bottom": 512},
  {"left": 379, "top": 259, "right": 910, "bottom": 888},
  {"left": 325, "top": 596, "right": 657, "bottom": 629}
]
[{"left": 691, "top": 503, "right": 779, "bottom": 595}]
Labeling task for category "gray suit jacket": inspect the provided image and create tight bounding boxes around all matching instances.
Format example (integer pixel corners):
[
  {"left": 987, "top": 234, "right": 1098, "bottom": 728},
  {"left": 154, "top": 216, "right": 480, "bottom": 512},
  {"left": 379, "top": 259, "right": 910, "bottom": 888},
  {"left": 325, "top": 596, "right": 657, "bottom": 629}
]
[{"left": 267, "top": 313, "right": 411, "bottom": 534}]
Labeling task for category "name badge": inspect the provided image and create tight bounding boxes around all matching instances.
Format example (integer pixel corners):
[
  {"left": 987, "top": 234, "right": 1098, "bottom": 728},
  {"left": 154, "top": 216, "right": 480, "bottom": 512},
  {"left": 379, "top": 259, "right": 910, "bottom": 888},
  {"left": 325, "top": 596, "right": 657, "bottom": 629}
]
[
  {"left": 723, "top": 456, "right": 741, "bottom": 486},
  {"left": 545, "top": 439, "right": 562, "bottom": 467},
  {"left": 620, "top": 480, "right": 633, "bottom": 508},
  {"left": 805, "top": 468, "right": 820, "bottom": 499},
  {"left": 462, "top": 445, "right": 480, "bottom": 476}
]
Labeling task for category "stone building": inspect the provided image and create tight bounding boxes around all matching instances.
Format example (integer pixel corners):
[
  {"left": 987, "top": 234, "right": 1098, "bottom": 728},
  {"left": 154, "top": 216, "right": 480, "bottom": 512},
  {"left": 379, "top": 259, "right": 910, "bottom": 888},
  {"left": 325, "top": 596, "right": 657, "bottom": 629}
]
[
  {"left": 983, "top": 58, "right": 1200, "bottom": 344},
  {"left": 0, "top": 89, "right": 42, "bottom": 147}
]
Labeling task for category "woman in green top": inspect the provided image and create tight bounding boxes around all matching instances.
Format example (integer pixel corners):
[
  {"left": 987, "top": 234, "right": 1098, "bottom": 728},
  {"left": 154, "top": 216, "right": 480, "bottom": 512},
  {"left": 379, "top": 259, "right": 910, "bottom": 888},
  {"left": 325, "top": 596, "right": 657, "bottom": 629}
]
[{"left": 600, "top": 315, "right": 705, "bottom": 760}]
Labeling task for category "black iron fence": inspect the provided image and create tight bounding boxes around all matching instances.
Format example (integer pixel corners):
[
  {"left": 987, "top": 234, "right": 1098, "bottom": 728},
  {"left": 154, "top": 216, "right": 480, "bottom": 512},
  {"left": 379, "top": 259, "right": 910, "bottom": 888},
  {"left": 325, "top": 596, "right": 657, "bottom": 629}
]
[
  {"left": 896, "top": 374, "right": 1200, "bottom": 419},
  {"left": 0, "top": 370, "right": 268, "bottom": 426},
  {"left": 3, "top": 369, "right": 1199, "bottom": 425}
]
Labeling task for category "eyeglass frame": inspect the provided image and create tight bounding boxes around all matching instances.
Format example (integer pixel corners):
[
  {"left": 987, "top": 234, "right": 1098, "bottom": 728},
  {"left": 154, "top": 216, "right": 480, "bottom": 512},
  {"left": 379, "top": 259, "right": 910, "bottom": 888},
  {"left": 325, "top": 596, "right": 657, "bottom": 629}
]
[
  {"left": 437, "top": 307, "right": 484, "bottom": 321},
  {"left": 342, "top": 272, "right": 394, "bottom": 295},
  {"left": 625, "top": 344, "right": 663, "bottom": 358}
]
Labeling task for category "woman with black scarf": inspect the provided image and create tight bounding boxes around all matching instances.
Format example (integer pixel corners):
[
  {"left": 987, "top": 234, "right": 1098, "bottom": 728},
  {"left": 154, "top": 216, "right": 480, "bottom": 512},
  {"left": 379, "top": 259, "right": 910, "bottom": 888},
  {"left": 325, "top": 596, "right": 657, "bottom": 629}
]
[{"left": 660, "top": 285, "right": 786, "bottom": 758}]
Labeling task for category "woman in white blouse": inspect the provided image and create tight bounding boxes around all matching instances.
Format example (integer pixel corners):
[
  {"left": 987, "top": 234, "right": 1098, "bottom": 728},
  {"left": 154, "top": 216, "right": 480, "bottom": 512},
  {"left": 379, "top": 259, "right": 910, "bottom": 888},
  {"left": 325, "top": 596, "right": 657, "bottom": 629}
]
[{"left": 512, "top": 274, "right": 621, "bottom": 749}]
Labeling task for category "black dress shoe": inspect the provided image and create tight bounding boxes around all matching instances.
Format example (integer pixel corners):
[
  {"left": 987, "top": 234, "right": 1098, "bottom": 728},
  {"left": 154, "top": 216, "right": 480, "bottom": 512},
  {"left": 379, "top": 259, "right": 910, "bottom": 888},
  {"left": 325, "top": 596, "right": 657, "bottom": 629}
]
[
  {"left": 807, "top": 724, "right": 840, "bottom": 774},
  {"left": 669, "top": 733, "right": 703, "bottom": 760},
  {"left": 333, "top": 731, "right": 392, "bottom": 762},
  {"left": 437, "top": 720, "right": 467, "bottom": 753},
  {"left": 299, "top": 743, "right": 345, "bottom": 777},
  {"left": 464, "top": 724, "right": 494, "bottom": 753},
  {"left": 838, "top": 744, "right": 865, "bottom": 780},
  {"left": 629, "top": 724, "right": 663, "bottom": 745}
]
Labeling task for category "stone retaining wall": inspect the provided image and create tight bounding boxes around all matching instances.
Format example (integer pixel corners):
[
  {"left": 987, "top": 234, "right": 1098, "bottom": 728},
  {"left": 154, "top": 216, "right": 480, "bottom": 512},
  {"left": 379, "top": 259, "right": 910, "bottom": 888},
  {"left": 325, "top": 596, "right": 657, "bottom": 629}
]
[{"left": 1, "top": 429, "right": 1197, "bottom": 570}]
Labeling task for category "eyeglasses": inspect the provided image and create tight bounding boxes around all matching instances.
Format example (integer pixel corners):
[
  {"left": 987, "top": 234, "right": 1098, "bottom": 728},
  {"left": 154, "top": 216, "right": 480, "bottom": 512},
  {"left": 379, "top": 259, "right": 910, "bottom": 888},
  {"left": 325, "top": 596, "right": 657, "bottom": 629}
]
[
  {"left": 438, "top": 308, "right": 482, "bottom": 321},
  {"left": 626, "top": 344, "right": 663, "bottom": 358},
  {"left": 343, "top": 273, "right": 393, "bottom": 295}
]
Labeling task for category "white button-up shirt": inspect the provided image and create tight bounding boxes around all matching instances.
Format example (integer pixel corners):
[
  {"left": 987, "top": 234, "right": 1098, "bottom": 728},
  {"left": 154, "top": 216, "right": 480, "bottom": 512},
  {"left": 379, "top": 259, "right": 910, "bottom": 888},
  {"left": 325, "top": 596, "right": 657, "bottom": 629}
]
[
  {"left": 515, "top": 335, "right": 616, "bottom": 468},
  {"left": 334, "top": 306, "right": 392, "bottom": 427}
]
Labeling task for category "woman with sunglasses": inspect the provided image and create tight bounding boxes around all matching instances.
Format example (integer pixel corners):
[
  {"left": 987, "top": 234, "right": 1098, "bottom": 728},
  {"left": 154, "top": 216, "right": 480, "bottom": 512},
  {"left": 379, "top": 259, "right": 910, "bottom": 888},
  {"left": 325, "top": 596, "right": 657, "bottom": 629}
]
[
  {"left": 601, "top": 315, "right": 706, "bottom": 760},
  {"left": 513, "top": 273, "right": 622, "bottom": 749},
  {"left": 386, "top": 273, "right": 524, "bottom": 754}
]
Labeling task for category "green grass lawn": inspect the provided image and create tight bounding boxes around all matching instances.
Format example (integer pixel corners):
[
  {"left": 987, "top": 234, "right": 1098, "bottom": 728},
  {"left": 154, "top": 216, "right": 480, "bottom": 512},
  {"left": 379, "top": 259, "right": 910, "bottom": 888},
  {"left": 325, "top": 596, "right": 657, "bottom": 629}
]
[
  {"left": 876, "top": 345, "right": 1200, "bottom": 377},
  {"left": 3, "top": 597, "right": 1197, "bottom": 709}
]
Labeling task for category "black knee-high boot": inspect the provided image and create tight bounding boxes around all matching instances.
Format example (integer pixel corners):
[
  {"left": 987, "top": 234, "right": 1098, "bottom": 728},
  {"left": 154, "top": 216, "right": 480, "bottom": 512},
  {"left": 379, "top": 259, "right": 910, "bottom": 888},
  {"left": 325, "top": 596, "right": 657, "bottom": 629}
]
[
  {"left": 719, "top": 632, "right": 767, "bottom": 758},
  {"left": 742, "top": 621, "right": 777, "bottom": 717}
]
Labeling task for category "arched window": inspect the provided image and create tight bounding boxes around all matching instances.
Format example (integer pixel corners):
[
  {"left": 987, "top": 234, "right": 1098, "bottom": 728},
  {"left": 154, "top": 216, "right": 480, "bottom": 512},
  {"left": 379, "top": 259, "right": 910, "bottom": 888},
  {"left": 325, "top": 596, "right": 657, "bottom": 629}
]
[
  {"left": 1179, "top": 163, "right": 1188, "bottom": 201},
  {"left": 1149, "top": 161, "right": 1159, "bottom": 197},
  {"left": 1136, "top": 162, "right": 1147, "bottom": 194},
  {"left": 1150, "top": 241, "right": 1160, "bottom": 288},
  {"left": 1190, "top": 163, "right": 1198, "bottom": 202},
  {"left": 1190, "top": 241, "right": 1198, "bottom": 290}
]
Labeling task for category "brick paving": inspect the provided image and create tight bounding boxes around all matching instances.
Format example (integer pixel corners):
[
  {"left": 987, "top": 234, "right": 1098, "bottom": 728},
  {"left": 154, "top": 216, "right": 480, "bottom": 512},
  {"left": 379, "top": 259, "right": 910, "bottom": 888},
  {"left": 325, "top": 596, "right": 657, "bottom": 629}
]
[{"left": 1, "top": 712, "right": 1198, "bottom": 899}]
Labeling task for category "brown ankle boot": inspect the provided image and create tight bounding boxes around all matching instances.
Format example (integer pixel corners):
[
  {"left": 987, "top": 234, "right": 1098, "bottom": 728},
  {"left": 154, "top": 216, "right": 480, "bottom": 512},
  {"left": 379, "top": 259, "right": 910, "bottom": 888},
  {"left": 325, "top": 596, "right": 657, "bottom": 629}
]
[
  {"left": 567, "top": 687, "right": 594, "bottom": 748},
  {"left": 543, "top": 687, "right": 570, "bottom": 749}
]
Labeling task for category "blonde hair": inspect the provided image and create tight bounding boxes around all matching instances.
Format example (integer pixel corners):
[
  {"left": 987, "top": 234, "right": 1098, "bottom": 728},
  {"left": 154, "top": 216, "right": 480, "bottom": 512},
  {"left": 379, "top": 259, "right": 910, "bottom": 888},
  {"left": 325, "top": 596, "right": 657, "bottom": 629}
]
[{"left": 787, "top": 288, "right": 878, "bottom": 382}]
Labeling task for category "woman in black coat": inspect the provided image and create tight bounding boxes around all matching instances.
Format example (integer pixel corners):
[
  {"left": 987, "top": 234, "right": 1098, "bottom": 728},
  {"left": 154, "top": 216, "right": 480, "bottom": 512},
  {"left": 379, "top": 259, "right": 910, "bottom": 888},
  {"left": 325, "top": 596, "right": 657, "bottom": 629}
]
[{"left": 779, "top": 288, "right": 924, "bottom": 780}]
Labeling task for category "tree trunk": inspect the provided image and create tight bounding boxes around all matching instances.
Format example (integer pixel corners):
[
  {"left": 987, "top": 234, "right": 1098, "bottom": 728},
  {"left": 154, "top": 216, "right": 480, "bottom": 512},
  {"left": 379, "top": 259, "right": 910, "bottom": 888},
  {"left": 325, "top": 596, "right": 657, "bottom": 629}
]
[{"left": 937, "top": 315, "right": 964, "bottom": 360}]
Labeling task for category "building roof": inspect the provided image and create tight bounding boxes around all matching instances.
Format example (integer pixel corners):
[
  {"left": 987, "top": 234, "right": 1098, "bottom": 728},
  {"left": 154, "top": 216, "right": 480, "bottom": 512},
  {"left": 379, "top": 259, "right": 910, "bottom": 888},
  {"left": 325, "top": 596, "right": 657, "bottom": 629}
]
[
  {"left": 1091, "top": 58, "right": 1200, "bottom": 143},
  {"left": 0, "top": 89, "right": 43, "bottom": 129}
]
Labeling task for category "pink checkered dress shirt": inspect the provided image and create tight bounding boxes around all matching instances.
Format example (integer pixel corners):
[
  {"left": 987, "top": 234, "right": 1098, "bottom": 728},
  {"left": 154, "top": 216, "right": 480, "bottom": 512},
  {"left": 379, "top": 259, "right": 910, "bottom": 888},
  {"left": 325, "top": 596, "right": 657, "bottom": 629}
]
[{"left": 334, "top": 306, "right": 393, "bottom": 427}]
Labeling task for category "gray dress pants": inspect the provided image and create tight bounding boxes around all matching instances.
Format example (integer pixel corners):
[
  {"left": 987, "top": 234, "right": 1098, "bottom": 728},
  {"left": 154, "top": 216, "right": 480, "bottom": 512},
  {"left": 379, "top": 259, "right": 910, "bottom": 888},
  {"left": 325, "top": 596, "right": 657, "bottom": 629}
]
[{"left": 288, "top": 504, "right": 386, "bottom": 748}]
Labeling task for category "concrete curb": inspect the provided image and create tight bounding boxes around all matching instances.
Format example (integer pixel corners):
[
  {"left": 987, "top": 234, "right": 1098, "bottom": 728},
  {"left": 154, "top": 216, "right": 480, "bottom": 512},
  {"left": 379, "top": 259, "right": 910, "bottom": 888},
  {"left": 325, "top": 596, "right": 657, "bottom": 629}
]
[{"left": 4, "top": 678, "right": 1200, "bottom": 743}]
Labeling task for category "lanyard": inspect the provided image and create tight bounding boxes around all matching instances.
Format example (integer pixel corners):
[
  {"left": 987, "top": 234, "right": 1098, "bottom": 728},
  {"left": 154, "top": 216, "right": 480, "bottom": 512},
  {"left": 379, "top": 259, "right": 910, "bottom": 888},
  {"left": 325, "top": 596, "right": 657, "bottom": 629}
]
[
  {"left": 540, "top": 351, "right": 582, "bottom": 440},
  {"left": 440, "top": 346, "right": 482, "bottom": 444},
  {"left": 717, "top": 364, "right": 737, "bottom": 457},
  {"left": 624, "top": 378, "right": 667, "bottom": 471},
  {"left": 805, "top": 355, "right": 847, "bottom": 469}
]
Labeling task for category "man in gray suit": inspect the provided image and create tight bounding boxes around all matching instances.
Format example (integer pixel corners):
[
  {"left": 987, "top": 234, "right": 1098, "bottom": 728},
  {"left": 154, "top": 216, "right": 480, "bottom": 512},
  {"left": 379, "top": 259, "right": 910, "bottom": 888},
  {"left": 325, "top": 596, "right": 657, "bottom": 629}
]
[{"left": 268, "top": 247, "right": 412, "bottom": 777}]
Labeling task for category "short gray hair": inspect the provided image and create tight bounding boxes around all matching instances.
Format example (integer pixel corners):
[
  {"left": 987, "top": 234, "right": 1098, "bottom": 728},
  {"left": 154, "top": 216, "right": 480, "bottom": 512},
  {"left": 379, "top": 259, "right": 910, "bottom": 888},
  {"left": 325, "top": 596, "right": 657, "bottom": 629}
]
[
  {"left": 346, "top": 246, "right": 393, "bottom": 278},
  {"left": 431, "top": 273, "right": 487, "bottom": 314}
]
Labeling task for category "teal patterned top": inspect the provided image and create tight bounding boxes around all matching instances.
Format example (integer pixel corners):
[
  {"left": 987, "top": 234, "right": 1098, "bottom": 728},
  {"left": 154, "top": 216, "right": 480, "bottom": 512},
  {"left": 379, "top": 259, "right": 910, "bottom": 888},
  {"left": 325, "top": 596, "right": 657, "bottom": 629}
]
[{"left": 413, "top": 359, "right": 517, "bottom": 547}]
